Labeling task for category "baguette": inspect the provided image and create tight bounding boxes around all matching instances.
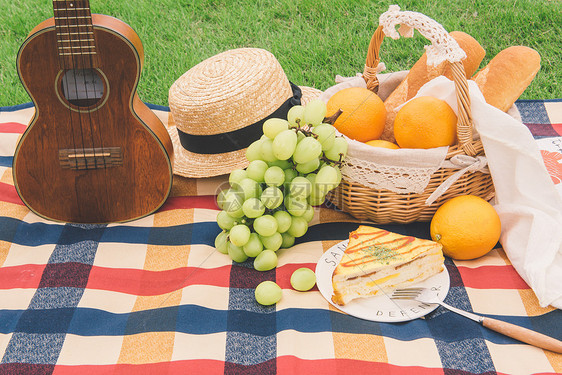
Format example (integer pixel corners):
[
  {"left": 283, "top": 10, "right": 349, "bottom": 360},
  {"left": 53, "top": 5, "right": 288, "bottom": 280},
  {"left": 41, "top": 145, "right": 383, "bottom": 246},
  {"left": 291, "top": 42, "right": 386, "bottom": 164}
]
[
  {"left": 380, "top": 31, "right": 485, "bottom": 142},
  {"left": 472, "top": 46, "right": 541, "bottom": 112}
]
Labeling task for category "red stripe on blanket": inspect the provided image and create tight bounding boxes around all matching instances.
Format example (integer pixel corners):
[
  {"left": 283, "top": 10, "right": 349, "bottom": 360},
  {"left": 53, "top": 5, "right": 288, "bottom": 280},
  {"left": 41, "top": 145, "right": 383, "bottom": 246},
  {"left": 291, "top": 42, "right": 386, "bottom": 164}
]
[
  {"left": 0, "top": 122, "right": 27, "bottom": 133},
  {"left": 159, "top": 195, "right": 219, "bottom": 211},
  {"left": 457, "top": 265, "right": 529, "bottom": 289},
  {"left": 553, "top": 123, "right": 562, "bottom": 136},
  {"left": 50, "top": 360, "right": 224, "bottom": 375},
  {"left": 0, "top": 264, "right": 46, "bottom": 289},
  {"left": 0, "top": 182, "right": 24, "bottom": 205},
  {"left": 276, "top": 356, "right": 450, "bottom": 375},
  {"left": 86, "top": 265, "right": 232, "bottom": 295},
  {"left": 1, "top": 263, "right": 327, "bottom": 293},
  {"left": 9, "top": 359, "right": 515, "bottom": 375}
]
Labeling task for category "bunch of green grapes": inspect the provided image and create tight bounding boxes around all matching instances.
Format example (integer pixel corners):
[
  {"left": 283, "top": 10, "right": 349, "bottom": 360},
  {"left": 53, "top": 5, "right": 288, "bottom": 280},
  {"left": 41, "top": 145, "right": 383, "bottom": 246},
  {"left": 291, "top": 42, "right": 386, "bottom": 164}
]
[{"left": 215, "top": 99, "right": 348, "bottom": 271}]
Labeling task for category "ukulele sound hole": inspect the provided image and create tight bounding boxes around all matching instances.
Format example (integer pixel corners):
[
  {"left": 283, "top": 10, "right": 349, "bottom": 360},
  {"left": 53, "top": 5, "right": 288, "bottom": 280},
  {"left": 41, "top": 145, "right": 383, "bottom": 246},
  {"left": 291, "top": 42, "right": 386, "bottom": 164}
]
[{"left": 60, "top": 69, "right": 104, "bottom": 108}]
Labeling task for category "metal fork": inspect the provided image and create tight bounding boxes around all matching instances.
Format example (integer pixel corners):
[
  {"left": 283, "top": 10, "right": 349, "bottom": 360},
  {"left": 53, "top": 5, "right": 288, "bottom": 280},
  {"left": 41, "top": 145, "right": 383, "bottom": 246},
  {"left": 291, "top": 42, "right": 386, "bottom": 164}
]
[{"left": 392, "top": 287, "right": 562, "bottom": 353}]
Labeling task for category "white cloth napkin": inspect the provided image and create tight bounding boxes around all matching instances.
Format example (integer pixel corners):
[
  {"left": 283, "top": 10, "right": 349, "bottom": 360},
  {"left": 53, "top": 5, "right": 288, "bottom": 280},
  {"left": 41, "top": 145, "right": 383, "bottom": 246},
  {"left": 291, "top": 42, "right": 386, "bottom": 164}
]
[{"left": 416, "top": 77, "right": 562, "bottom": 309}]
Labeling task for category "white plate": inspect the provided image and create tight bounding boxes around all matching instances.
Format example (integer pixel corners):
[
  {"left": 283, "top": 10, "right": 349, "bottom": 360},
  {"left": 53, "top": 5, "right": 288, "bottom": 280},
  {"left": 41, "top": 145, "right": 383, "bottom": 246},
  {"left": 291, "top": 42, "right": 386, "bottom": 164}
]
[{"left": 316, "top": 239, "right": 450, "bottom": 322}]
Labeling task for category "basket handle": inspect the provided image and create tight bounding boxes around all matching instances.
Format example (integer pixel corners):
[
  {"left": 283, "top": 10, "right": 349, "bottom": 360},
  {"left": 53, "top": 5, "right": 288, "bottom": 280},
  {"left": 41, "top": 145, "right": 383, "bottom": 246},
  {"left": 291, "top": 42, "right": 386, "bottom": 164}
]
[{"left": 364, "top": 5, "right": 478, "bottom": 156}]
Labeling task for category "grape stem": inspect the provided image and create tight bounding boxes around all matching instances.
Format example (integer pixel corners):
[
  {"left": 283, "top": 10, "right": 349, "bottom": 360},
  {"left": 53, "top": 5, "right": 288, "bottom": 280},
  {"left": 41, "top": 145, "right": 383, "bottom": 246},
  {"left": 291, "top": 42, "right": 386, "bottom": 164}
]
[
  {"left": 323, "top": 109, "right": 343, "bottom": 125},
  {"left": 320, "top": 155, "right": 344, "bottom": 167}
]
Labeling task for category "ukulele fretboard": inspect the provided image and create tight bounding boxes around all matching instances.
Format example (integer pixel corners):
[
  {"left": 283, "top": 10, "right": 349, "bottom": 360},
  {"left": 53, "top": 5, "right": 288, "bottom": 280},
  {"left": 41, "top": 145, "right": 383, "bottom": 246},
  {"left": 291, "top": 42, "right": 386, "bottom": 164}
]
[{"left": 53, "top": 0, "right": 99, "bottom": 68}]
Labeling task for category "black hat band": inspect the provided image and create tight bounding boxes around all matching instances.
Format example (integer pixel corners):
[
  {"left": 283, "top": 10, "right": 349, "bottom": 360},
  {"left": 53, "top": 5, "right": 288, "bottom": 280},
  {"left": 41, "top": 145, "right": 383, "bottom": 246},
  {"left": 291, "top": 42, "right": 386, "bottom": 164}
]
[{"left": 177, "top": 83, "right": 302, "bottom": 155}]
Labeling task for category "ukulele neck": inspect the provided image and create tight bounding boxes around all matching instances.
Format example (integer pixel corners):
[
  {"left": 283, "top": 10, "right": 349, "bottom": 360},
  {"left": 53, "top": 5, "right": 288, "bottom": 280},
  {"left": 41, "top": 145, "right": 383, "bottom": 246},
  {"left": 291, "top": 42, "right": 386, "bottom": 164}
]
[{"left": 53, "top": 0, "right": 99, "bottom": 69}]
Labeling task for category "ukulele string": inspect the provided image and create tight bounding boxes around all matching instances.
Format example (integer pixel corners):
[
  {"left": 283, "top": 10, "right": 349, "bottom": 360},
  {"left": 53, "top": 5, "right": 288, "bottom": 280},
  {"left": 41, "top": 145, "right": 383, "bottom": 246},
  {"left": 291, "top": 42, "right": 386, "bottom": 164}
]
[
  {"left": 56, "top": 0, "right": 80, "bottom": 170},
  {"left": 87, "top": 1, "right": 109, "bottom": 171},
  {"left": 75, "top": 0, "right": 101, "bottom": 170},
  {"left": 63, "top": 0, "right": 89, "bottom": 170}
]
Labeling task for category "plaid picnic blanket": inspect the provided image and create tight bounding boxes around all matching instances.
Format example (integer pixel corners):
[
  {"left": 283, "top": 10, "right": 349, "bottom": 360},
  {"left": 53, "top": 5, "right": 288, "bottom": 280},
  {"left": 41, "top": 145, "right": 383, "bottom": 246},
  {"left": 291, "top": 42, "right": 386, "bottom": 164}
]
[{"left": 0, "top": 100, "right": 560, "bottom": 375}]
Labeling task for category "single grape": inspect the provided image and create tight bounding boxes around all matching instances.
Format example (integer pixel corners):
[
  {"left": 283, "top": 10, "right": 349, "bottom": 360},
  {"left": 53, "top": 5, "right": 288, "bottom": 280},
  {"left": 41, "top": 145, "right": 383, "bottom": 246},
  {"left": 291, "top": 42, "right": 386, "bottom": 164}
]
[
  {"left": 324, "top": 136, "right": 348, "bottom": 162},
  {"left": 295, "top": 158, "right": 320, "bottom": 174},
  {"left": 315, "top": 165, "right": 339, "bottom": 193},
  {"left": 217, "top": 210, "right": 237, "bottom": 230},
  {"left": 283, "top": 168, "right": 298, "bottom": 186},
  {"left": 272, "top": 129, "right": 298, "bottom": 160},
  {"left": 229, "top": 224, "right": 251, "bottom": 247},
  {"left": 284, "top": 194, "right": 308, "bottom": 217},
  {"left": 260, "top": 186, "right": 283, "bottom": 210},
  {"left": 234, "top": 178, "right": 262, "bottom": 200},
  {"left": 246, "top": 139, "right": 263, "bottom": 162},
  {"left": 302, "top": 204, "right": 315, "bottom": 223},
  {"left": 289, "top": 176, "right": 312, "bottom": 199},
  {"left": 280, "top": 232, "right": 295, "bottom": 248},
  {"left": 214, "top": 231, "right": 228, "bottom": 254},
  {"left": 296, "top": 130, "right": 306, "bottom": 143},
  {"left": 246, "top": 160, "right": 268, "bottom": 182},
  {"left": 229, "top": 169, "right": 248, "bottom": 186},
  {"left": 222, "top": 191, "right": 244, "bottom": 217},
  {"left": 268, "top": 159, "right": 292, "bottom": 169},
  {"left": 287, "top": 216, "right": 308, "bottom": 237},
  {"left": 263, "top": 118, "right": 289, "bottom": 139},
  {"left": 259, "top": 232, "right": 283, "bottom": 251},
  {"left": 264, "top": 166, "right": 285, "bottom": 187},
  {"left": 255, "top": 281, "right": 282, "bottom": 306},
  {"left": 227, "top": 207, "right": 245, "bottom": 218},
  {"left": 290, "top": 268, "right": 316, "bottom": 291},
  {"left": 228, "top": 241, "right": 249, "bottom": 263},
  {"left": 293, "top": 137, "right": 322, "bottom": 164},
  {"left": 260, "top": 138, "right": 278, "bottom": 162},
  {"left": 253, "top": 249, "right": 278, "bottom": 271},
  {"left": 243, "top": 232, "right": 264, "bottom": 257},
  {"left": 305, "top": 173, "right": 317, "bottom": 186},
  {"left": 216, "top": 188, "right": 229, "bottom": 210},
  {"left": 334, "top": 165, "right": 342, "bottom": 186},
  {"left": 312, "top": 123, "right": 336, "bottom": 151},
  {"left": 287, "top": 105, "right": 305, "bottom": 127},
  {"left": 253, "top": 215, "right": 278, "bottom": 237},
  {"left": 308, "top": 188, "right": 327, "bottom": 206},
  {"left": 242, "top": 197, "right": 266, "bottom": 218},
  {"left": 273, "top": 210, "right": 292, "bottom": 233},
  {"left": 303, "top": 99, "right": 327, "bottom": 126}
]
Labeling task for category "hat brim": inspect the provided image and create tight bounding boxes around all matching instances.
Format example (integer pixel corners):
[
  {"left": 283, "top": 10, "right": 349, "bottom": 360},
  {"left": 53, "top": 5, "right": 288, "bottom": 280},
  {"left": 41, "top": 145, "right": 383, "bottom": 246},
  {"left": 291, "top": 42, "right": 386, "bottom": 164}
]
[{"left": 168, "top": 85, "right": 322, "bottom": 178}]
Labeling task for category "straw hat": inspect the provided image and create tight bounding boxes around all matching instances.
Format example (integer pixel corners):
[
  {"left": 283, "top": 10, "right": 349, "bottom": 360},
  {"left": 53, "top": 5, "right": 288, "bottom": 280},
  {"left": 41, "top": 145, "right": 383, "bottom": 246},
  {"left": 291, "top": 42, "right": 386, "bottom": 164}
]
[{"left": 167, "top": 48, "right": 322, "bottom": 178}]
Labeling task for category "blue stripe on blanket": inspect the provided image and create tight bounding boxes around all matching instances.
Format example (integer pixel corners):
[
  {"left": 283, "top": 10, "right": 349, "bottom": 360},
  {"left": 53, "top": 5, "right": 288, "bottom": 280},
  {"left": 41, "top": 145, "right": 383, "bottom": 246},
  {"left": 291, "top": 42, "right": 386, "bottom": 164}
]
[
  {"left": 0, "top": 156, "right": 12, "bottom": 167},
  {"left": 0, "top": 218, "right": 431, "bottom": 248},
  {"left": 0, "top": 223, "right": 104, "bottom": 367},
  {"left": 1, "top": 305, "right": 558, "bottom": 345},
  {"left": 225, "top": 261, "right": 277, "bottom": 371},
  {"left": 0, "top": 217, "right": 220, "bottom": 246},
  {"left": 516, "top": 100, "right": 551, "bottom": 124},
  {"left": 0, "top": 219, "right": 387, "bottom": 248}
]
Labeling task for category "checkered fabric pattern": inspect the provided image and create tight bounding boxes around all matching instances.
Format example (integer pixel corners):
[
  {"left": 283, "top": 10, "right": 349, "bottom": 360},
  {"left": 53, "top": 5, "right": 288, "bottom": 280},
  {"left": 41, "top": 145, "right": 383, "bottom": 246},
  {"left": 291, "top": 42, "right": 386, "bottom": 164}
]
[{"left": 0, "top": 101, "right": 560, "bottom": 374}]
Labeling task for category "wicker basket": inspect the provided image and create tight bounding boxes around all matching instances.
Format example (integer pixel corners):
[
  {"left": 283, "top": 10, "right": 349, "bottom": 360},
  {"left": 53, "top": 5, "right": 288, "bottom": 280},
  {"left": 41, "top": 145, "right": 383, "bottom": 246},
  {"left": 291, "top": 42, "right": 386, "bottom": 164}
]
[{"left": 326, "top": 11, "right": 495, "bottom": 224}]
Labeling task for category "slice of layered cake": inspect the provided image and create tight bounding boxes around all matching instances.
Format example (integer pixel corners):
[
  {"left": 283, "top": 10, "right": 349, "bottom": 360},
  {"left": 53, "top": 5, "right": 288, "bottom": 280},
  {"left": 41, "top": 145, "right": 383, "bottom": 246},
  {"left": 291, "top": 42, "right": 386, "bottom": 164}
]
[{"left": 331, "top": 225, "right": 444, "bottom": 306}]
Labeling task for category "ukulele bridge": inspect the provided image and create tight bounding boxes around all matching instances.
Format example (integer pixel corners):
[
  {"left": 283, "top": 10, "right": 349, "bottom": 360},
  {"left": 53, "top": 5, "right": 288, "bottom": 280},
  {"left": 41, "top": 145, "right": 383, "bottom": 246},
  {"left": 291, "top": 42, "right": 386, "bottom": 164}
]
[{"left": 59, "top": 147, "right": 122, "bottom": 170}]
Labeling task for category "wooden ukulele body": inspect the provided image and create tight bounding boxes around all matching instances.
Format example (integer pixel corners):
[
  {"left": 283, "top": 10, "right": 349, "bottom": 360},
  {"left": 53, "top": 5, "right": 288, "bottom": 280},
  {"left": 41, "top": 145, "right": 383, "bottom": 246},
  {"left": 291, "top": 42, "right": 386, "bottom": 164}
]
[{"left": 14, "top": 14, "right": 174, "bottom": 223}]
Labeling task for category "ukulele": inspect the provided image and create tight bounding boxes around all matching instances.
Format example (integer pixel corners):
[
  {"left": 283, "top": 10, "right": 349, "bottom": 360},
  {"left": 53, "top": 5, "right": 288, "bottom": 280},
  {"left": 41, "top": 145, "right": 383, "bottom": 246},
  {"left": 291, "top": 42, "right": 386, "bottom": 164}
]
[{"left": 13, "top": 0, "right": 174, "bottom": 223}]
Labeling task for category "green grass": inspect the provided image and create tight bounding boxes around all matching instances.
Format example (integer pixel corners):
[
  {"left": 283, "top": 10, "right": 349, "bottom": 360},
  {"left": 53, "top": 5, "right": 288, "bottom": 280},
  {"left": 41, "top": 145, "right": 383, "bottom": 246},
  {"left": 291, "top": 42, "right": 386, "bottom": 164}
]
[{"left": 1, "top": 0, "right": 561, "bottom": 107}]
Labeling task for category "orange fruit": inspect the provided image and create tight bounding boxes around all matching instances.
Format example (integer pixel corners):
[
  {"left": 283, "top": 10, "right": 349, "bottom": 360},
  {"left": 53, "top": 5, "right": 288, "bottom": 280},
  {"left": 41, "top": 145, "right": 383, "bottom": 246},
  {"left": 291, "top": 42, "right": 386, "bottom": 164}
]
[
  {"left": 430, "top": 195, "right": 501, "bottom": 260},
  {"left": 393, "top": 96, "right": 457, "bottom": 149},
  {"left": 326, "top": 87, "right": 386, "bottom": 142},
  {"left": 365, "top": 139, "right": 400, "bottom": 149}
]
